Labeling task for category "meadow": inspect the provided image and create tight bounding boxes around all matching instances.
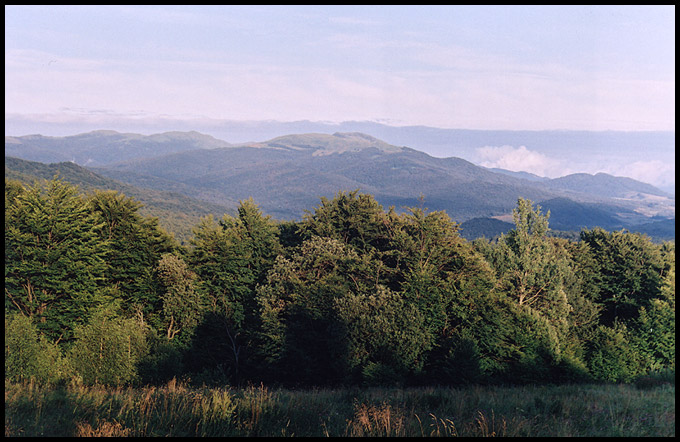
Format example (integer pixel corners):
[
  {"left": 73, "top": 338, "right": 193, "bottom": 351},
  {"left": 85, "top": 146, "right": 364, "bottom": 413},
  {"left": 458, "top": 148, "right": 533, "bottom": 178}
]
[{"left": 5, "top": 376, "right": 674, "bottom": 437}]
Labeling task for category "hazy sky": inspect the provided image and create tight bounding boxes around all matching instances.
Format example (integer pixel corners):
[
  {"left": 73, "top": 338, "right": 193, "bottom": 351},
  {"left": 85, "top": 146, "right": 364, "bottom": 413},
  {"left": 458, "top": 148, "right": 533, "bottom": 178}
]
[{"left": 5, "top": 5, "right": 675, "bottom": 132}]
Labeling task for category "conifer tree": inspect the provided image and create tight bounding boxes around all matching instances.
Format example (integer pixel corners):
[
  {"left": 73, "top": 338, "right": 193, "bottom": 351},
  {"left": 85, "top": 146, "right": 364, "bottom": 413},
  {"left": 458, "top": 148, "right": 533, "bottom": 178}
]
[
  {"left": 5, "top": 178, "right": 110, "bottom": 343},
  {"left": 88, "top": 190, "right": 176, "bottom": 322}
]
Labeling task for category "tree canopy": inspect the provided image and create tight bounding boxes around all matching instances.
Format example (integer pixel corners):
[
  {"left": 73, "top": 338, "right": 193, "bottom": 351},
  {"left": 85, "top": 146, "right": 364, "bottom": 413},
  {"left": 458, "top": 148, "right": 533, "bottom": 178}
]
[{"left": 5, "top": 180, "right": 675, "bottom": 387}]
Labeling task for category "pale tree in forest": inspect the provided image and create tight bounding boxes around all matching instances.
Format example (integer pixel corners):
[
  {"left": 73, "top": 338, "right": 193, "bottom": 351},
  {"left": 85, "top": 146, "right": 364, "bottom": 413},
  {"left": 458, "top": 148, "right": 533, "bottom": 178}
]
[
  {"left": 487, "top": 198, "right": 573, "bottom": 363},
  {"left": 156, "top": 253, "right": 207, "bottom": 342},
  {"left": 500, "top": 199, "right": 571, "bottom": 321}
]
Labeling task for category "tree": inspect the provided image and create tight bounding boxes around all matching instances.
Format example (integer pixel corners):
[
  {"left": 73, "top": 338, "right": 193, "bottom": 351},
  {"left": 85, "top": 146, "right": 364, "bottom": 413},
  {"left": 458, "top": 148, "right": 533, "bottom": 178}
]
[
  {"left": 389, "top": 208, "right": 467, "bottom": 334},
  {"left": 88, "top": 190, "right": 177, "bottom": 323},
  {"left": 475, "top": 199, "right": 577, "bottom": 379},
  {"left": 5, "top": 178, "right": 110, "bottom": 343},
  {"left": 580, "top": 228, "right": 665, "bottom": 326},
  {"left": 558, "top": 238, "right": 603, "bottom": 370},
  {"left": 496, "top": 199, "right": 571, "bottom": 328},
  {"left": 633, "top": 266, "right": 675, "bottom": 371},
  {"left": 586, "top": 323, "right": 642, "bottom": 383},
  {"left": 301, "top": 190, "right": 393, "bottom": 254},
  {"left": 156, "top": 253, "right": 207, "bottom": 343},
  {"left": 5, "top": 178, "right": 25, "bottom": 206},
  {"left": 187, "top": 199, "right": 282, "bottom": 381},
  {"left": 335, "top": 285, "right": 429, "bottom": 386},
  {"left": 256, "top": 236, "right": 365, "bottom": 385}
]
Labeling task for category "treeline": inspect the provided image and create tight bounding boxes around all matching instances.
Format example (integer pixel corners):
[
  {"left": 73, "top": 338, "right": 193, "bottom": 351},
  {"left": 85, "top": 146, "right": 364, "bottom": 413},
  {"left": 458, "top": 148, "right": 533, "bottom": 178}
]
[{"left": 5, "top": 178, "right": 675, "bottom": 388}]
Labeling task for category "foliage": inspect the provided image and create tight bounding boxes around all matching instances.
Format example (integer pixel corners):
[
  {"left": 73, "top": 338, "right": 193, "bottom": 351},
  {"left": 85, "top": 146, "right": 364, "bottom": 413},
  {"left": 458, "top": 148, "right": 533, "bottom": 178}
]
[
  {"left": 5, "top": 155, "right": 233, "bottom": 244},
  {"left": 67, "top": 308, "right": 151, "bottom": 386},
  {"left": 256, "top": 236, "right": 361, "bottom": 385},
  {"left": 88, "top": 190, "right": 177, "bottom": 323},
  {"left": 335, "top": 285, "right": 430, "bottom": 386},
  {"left": 586, "top": 323, "right": 642, "bottom": 383},
  {"left": 5, "top": 313, "right": 68, "bottom": 384},
  {"left": 156, "top": 253, "right": 207, "bottom": 343},
  {"left": 633, "top": 268, "right": 675, "bottom": 371},
  {"left": 187, "top": 199, "right": 282, "bottom": 382},
  {"left": 4, "top": 182, "right": 675, "bottom": 390},
  {"left": 580, "top": 227, "right": 665, "bottom": 326},
  {"left": 5, "top": 178, "right": 110, "bottom": 344}
]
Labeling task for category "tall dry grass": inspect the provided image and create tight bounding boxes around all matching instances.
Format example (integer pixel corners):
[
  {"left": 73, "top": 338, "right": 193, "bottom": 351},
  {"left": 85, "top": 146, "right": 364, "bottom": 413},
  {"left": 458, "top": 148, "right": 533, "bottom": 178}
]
[{"left": 5, "top": 378, "right": 675, "bottom": 437}]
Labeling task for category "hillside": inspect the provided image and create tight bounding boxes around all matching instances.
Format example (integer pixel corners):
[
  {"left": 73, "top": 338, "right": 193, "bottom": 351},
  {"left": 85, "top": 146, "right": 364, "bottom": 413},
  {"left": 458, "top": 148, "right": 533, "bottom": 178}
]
[
  {"left": 91, "top": 132, "right": 560, "bottom": 221},
  {"left": 545, "top": 172, "right": 670, "bottom": 198},
  {"left": 5, "top": 156, "right": 234, "bottom": 244},
  {"left": 5, "top": 130, "right": 231, "bottom": 167},
  {"left": 459, "top": 217, "right": 515, "bottom": 240},
  {"left": 5, "top": 130, "right": 674, "bottom": 238}
]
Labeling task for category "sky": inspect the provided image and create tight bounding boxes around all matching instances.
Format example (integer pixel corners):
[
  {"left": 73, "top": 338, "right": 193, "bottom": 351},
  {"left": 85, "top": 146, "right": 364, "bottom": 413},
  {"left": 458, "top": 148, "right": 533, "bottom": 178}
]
[{"left": 4, "top": 5, "right": 676, "bottom": 190}]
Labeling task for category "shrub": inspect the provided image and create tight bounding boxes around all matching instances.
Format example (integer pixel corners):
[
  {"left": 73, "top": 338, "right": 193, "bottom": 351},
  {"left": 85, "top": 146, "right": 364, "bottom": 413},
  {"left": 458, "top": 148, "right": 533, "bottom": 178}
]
[
  {"left": 5, "top": 313, "right": 68, "bottom": 384},
  {"left": 68, "top": 310, "right": 150, "bottom": 386},
  {"left": 586, "top": 324, "right": 642, "bottom": 383}
]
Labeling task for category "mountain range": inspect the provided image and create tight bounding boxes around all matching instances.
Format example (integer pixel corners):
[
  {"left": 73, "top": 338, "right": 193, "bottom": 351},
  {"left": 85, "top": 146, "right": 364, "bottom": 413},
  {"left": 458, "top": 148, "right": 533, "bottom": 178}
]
[{"left": 5, "top": 130, "right": 675, "bottom": 241}]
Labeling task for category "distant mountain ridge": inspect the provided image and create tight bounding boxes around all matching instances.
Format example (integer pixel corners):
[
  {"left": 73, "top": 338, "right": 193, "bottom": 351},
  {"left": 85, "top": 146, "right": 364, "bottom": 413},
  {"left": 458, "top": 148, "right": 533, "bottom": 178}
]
[
  {"left": 5, "top": 130, "right": 674, "bottom": 239},
  {"left": 5, "top": 130, "right": 231, "bottom": 166},
  {"left": 545, "top": 172, "right": 669, "bottom": 198}
]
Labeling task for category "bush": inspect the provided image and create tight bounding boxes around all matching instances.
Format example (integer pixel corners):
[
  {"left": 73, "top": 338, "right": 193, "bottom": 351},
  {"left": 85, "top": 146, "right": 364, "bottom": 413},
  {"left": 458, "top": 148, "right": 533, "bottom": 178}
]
[
  {"left": 68, "top": 310, "right": 150, "bottom": 386},
  {"left": 361, "top": 361, "right": 405, "bottom": 387},
  {"left": 633, "top": 368, "right": 675, "bottom": 390},
  {"left": 137, "top": 334, "right": 185, "bottom": 385},
  {"left": 586, "top": 324, "right": 642, "bottom": 383},
  {"left": 5, "top": 313, "right": 69, "bottom": 384}
]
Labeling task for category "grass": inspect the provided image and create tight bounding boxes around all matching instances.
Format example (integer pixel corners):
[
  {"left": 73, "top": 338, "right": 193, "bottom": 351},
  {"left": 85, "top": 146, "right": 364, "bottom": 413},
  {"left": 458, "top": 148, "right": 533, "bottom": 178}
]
[{"left": 5, "top": 378, "right": 675, "bottom": 437}]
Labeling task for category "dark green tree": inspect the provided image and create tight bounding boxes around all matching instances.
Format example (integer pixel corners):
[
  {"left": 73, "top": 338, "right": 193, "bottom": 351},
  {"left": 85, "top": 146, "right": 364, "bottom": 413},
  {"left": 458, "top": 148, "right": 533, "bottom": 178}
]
[
  {"left": 5, "top": 178, "right": 110, "bottom": 344},
  {"left": 88, "top": 190, "right": 176, "bottom": 324},
  {"left": 586, "top": 323, "right": 642, "bottom": 383},
  {"left": 187, "top": 199, "right": 282, "bottom": 381},
  {"left": 580, "top": 228, "right": 665, "bottom": 326},
  {"left": 554, "top": 238, "right": 602, "bottom": 376},
  {"left": 256, "top": 236, "right": 364, "bottom": 385},
  {"left": 335, "top": 285, "right": 429, "bottom": 386},
  {"left": 301, "top": 190, "right": 394, "bottom": 254},
  {"left": 632, "top": 266, "right": 675, "bottom": 371}
]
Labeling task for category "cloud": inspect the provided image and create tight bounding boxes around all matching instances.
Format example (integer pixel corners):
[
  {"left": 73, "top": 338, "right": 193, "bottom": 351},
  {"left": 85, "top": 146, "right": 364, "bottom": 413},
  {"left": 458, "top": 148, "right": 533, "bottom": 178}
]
[
  {"left": 601, "top": 160, "right": 675, "bottom": 189},
  {"left": 474, "top": 145, "right": 675, "bottom": 188},
  {"left": 475, "top": 145, "right": 568, "bottom": 178}
]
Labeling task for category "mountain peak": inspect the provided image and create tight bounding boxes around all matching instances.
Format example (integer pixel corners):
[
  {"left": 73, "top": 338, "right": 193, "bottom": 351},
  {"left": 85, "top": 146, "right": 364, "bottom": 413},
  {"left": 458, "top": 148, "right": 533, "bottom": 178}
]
[{"left": 243, "top": 132, "right": 403, "bottom": 156}]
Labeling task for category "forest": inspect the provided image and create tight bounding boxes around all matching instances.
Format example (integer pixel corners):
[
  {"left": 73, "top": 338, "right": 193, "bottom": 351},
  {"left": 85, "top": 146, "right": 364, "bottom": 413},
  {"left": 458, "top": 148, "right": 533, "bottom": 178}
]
[{"left": 5, "top": 176, "right": 676, "bottom": 389}]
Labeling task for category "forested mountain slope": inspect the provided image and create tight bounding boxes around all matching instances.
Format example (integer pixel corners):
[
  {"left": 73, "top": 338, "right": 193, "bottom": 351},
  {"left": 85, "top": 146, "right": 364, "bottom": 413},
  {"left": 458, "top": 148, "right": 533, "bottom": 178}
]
[
  {"left": 6, "top": 130, "right": 674, "bottom": 236},
  {"left": 5, "top": 156, "right": 233, "bottom": 243}
]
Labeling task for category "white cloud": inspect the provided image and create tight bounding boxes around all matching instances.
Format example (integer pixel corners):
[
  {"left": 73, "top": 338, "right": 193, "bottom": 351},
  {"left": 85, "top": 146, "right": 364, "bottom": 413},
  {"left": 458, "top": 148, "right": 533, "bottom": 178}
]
[
  {"left": 601, "top": 160, "right": 675, "bottom": 189},
  {"left": 475, "top": 145, "right": 569, "bottom": 178}
]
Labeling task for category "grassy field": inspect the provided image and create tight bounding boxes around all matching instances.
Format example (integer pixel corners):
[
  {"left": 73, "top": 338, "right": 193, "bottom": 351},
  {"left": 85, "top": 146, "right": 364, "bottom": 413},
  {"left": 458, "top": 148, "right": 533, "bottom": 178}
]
[{"left": 5, "top": 378, "right": 674, "bottom": 437}]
